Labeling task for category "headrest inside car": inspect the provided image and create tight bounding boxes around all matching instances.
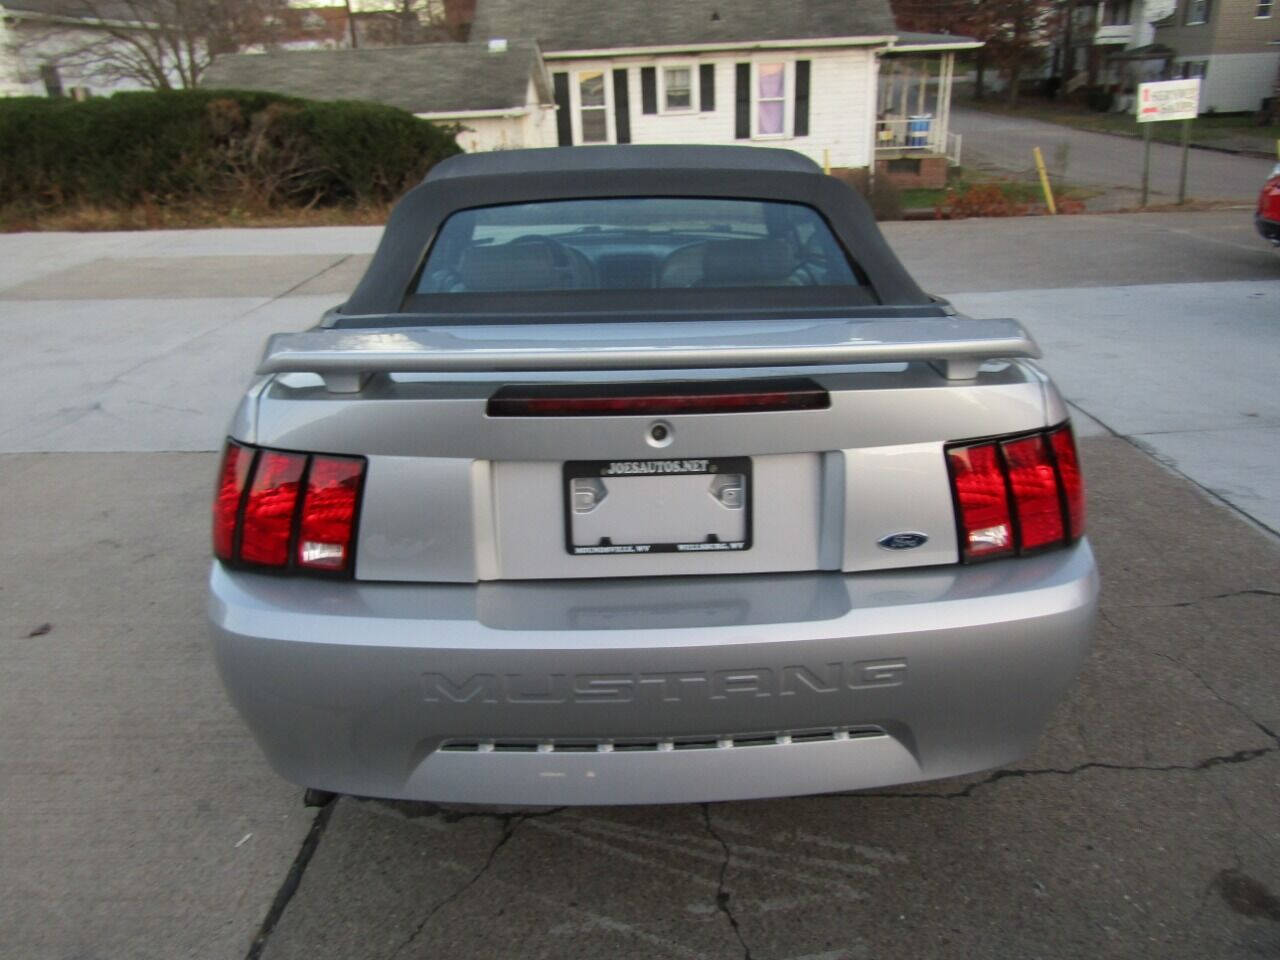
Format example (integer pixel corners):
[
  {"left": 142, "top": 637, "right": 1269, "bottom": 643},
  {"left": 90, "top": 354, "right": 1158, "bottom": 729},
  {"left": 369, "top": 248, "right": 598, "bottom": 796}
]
[
  {"left": 701, "top": 239, "right": 793, "bottom": 286},
  {"left": 459, "top": 243, "right": 558, "bottom": 291}
]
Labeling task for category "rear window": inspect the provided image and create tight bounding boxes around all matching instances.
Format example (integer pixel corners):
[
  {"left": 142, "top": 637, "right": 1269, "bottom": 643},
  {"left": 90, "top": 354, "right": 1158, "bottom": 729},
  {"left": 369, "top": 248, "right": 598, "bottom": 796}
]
[{"left": 413, "top": 197, "right": 861, "bottom": 295}]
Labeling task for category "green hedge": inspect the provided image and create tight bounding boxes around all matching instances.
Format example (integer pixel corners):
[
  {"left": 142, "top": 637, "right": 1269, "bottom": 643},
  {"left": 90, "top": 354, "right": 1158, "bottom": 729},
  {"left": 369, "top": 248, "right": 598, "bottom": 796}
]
[{"left": 0, "top": 89, "right": 460, "bottom": 210}]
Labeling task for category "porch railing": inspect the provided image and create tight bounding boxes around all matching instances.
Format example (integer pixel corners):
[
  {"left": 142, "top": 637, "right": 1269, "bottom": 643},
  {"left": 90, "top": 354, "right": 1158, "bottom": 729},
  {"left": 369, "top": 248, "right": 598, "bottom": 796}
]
[
  {"left": 874, "top": 118, "right": 961, "bottom": 164},
  {"left": 946, "top": 132, "right": 962, "bottom": 166}
]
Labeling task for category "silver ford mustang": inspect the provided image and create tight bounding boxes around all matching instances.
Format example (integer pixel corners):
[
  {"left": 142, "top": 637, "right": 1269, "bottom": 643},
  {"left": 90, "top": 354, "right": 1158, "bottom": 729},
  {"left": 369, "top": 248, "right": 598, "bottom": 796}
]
[{"left": 208, "top": 145, "right": 1098, "bottom": 806}]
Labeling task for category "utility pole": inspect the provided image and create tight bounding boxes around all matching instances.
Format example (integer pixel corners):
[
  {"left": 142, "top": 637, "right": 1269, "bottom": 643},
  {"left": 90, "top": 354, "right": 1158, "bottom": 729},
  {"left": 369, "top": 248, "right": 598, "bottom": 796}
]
[{"left": 344, "top": 0, "right": 359, "bottom": 48}]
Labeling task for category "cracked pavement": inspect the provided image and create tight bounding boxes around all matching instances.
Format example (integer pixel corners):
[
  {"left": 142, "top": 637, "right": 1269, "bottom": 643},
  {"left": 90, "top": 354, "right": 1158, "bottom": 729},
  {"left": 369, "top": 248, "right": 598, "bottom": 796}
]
[
  {"left": 2, "top": 213, "right": 1278, "bottom": 959},
  {"left": 703, "top": 804, "right": 753, "bottom": 960},
  {"left": 240, "top": 432, "right": 1280, "bottom": 960}
]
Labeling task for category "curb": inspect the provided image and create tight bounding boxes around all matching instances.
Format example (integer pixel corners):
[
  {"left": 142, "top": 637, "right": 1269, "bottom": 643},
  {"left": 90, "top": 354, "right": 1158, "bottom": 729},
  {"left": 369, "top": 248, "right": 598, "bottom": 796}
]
[{"left": 889, "top": 202, "right": 1252, "bottom": 222}]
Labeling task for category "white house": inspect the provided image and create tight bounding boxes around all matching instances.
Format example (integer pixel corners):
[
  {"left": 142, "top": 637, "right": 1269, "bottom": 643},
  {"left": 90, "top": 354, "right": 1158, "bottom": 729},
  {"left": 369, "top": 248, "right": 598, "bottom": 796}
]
[
  {"left": 200, "top": 0, "right": 975, "bottom": 184},
  {"left": 472, "top": 0, "right": 973, "bottom": 177}
]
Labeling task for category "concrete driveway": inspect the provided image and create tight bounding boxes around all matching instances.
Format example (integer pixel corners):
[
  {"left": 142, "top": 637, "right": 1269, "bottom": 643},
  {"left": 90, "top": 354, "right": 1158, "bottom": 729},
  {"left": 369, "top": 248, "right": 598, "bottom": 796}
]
[
  {"left": 952, "top": 107, "right": 1271, "bottom": 207},
  {"left": 2, "top": 212, "right": 1278, "bottom": 960}
]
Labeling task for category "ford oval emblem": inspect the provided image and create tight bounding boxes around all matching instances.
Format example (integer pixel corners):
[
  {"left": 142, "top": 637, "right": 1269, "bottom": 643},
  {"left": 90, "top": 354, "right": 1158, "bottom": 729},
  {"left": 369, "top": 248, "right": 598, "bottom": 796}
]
[{"left": 878, "top": 532, "right": 929, "bottom": 551}]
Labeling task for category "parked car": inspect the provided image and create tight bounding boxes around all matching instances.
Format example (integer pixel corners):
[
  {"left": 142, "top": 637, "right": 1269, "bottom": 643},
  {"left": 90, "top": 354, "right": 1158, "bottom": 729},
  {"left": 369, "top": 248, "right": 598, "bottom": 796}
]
[
  {"left": 208, "top": 145, "right": 1098, "bottom": 806},
  {"left": 1257, "top": 163, "right": 1280, "bottom": 247}
]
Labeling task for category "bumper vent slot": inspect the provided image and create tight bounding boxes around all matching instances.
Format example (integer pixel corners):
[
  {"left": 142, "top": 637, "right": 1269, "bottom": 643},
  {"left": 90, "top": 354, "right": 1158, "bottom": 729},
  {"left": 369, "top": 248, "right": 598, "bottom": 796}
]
[{"left": 439, "top": 726, "right": 884, "bottom": 754}]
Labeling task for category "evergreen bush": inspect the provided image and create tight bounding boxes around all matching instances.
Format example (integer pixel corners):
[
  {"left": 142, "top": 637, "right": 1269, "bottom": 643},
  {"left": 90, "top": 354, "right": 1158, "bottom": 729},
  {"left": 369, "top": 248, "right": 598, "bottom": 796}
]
[{"left": 0, "top": 89, "right": 459, "bottom": 213}]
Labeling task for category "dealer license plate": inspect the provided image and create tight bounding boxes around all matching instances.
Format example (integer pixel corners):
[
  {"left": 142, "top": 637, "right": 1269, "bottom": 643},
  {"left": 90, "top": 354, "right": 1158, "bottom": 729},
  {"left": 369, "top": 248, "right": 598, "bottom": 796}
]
[{"left": 563, "top": 457, "right": 752, "bottom": 556}]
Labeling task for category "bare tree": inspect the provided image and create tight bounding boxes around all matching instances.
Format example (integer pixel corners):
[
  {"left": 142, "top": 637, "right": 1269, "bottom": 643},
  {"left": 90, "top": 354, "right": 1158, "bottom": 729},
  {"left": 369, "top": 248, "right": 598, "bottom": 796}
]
[
  {"left": 891, "top": 0, "right": 1058, "bottom": 103},
  {"left": 891, "top": 0, "right": 976, "bottom": 33},
  {"left": 977, "top": 0, "right": 1059, "bottom": 105},
  {"left": 441, "top": 0, "right": 473, "bottom": 42},
  {"left": 13, "top": 0, "right": 287, "bottom": 90},
  {"left": 344, "top": 0, "right": 475, "bottom": 47},
  {"left": 349, "top": 0, "right": 447, "bottom": 47}
]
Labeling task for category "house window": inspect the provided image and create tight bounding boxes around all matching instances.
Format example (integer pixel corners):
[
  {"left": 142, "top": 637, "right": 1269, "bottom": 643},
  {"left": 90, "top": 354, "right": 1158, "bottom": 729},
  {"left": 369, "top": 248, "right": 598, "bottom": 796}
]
[
  {"left": 1102, "top": 1, "right": 1132, "bottom": 25},
  {"left": 578, "top": 71, "right": 608, "bottom": 143},
  {"left": 1184, "top": 0, "right": 1210, "bottom": 24},
  {"left": 1180, "top": 60, "right": 1208, "bottom": 79},
  {"left": 663, "top": 66, "right": 693, "bottom": 111},
  {"left": 756, "top": 62, "right": 786, "bottom": 137},
  {"left": 1257, "top": 0, "right": 1273, "bottom": 17}
]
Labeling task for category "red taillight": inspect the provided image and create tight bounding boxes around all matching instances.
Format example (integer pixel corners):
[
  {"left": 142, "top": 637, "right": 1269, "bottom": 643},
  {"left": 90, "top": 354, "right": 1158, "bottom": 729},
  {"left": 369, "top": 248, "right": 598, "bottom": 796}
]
[
  {"left": 946, "top": 442, "right": 1014, "bottom": 560},
  {"left": 213, "top": 442, "right": 252, "bottom": 561},
  {"left": 1001, "top": 434, "right": 1065, "bottom": 550},
  {"left": 487, "top": 379, "right": 830, "bottom": 417},
  {"left": 1049, "top": 426, "right": 1085, "bottom": 540},
  {"left": 947, "top": 422, "right": 1085, "bottom": 562},
  {"left": 297, "top": 455, "right": 364, "bottom": 572},
  {"left": 212, "top": 441, "right": 365, "bottom": 576},
  {"left": 240, "top": 450, "right": 306, "bottom": 567}
]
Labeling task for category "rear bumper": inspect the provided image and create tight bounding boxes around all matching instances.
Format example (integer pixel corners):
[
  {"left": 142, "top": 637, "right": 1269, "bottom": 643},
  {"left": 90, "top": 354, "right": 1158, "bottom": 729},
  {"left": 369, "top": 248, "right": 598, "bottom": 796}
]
[{"left": 209, "top": 542, "right": 1098, "bottom": 805}]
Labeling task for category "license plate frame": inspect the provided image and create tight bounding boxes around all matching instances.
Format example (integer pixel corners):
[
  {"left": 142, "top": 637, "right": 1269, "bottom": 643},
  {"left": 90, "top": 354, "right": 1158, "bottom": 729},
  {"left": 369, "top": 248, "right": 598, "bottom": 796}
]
[{"left": 563, "top": 457, "right": 753, "bottom": 556}]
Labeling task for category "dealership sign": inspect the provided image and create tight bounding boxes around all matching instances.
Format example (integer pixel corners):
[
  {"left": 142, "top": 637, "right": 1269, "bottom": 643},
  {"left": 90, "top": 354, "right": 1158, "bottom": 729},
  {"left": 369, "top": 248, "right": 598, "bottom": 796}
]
[{"left": 1136, "top": 79, "right": 1201, "bottom": 123}]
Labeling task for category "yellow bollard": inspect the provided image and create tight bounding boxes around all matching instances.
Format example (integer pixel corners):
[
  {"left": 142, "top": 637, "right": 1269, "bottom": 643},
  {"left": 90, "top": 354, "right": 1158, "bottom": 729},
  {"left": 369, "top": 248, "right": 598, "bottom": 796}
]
[
  {"left": 823, "top": 148, "right": 830, "bottom": 175},
  {"left": 1033, "top": 146, "right": 1057, "bottom": 215}
]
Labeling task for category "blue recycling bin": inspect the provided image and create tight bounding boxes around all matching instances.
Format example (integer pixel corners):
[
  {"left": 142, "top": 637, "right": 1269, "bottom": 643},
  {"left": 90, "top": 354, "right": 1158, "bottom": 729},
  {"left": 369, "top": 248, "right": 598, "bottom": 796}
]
[{"left": 907, "top": 114, "right": 932, "bottom": 149}]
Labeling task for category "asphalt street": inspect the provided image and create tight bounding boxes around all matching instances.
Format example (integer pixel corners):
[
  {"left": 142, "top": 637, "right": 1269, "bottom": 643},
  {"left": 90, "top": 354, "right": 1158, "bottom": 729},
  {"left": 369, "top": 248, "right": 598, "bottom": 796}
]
[
  {"left": 952, "top": 106, "right": 1270, "bottom": 207},
  {"left": 2, "top": 211, "right": 1279, "bottom": 959}
]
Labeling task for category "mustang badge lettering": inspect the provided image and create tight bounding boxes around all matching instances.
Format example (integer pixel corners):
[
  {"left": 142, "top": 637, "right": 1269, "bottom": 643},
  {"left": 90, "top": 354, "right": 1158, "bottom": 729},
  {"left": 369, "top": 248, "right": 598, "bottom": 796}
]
[{"left": 422, "top": 661, "right": 909, "bottom": 704}]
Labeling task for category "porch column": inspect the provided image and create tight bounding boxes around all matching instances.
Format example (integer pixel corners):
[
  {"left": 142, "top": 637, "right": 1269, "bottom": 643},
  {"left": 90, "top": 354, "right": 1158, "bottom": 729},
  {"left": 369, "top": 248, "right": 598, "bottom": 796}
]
[{"left": 938, "top": 51, "right": 955, "bottom": 156}]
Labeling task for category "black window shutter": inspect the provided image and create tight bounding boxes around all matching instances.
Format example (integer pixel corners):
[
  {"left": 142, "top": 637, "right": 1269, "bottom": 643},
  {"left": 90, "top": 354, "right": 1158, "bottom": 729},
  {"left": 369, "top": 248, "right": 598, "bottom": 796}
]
[
  {"left": 612, "top": 69, "right": 631, "bottom": 144},
  {"left": 734, "top": 63, "right": 750, "bottom": 139},
  {"left": 640, "top": 67, "right": 657, "bottom": 114},
  {"left": 552, "top": 71, "right": 572, "bottom": 146},
  {"left": 699, "top": 63, "right": 715, "bottom": 112},
  {"left": 794, "top": 60, "right": 810, "bottom": 137}
]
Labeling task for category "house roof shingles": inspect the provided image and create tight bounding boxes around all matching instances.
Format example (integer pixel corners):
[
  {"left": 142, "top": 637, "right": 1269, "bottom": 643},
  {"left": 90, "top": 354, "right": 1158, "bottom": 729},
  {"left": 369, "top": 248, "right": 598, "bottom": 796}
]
[
  {"left": 200, "top": 40, "right": 548, "bottom": 115},
  {"left": 471, "top": 0, "right": 898, "bottom": 53}
]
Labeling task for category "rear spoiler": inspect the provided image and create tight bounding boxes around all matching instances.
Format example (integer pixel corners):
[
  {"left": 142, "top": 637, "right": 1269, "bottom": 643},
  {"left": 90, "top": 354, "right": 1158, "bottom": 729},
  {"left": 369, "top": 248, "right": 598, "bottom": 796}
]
[{"left": 257, "top": 317, "right": 1040, "bottom": 393}]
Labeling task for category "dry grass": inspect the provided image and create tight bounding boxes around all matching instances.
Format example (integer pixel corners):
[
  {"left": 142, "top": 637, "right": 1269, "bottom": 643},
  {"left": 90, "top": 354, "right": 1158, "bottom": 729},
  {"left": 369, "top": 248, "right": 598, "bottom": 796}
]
[{"left": 0, "top": 201, "right": 393, "bottom": 233}]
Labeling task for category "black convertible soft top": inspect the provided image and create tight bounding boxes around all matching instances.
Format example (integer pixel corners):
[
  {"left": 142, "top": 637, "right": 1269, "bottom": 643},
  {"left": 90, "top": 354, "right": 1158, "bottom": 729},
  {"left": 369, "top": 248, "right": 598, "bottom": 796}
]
[
  {"left": 425, "top": 144, "right": 824, "bottom": 180},
  {"left": 340, "top": 145, "right": 934, "bottom": 318}
]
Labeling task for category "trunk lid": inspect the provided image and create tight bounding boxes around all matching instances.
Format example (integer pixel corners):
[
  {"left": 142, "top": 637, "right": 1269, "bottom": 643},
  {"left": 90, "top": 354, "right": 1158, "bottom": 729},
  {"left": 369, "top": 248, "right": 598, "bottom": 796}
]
[{"left": 239, "top": 315, "right": 1058, "bottom": 583}]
